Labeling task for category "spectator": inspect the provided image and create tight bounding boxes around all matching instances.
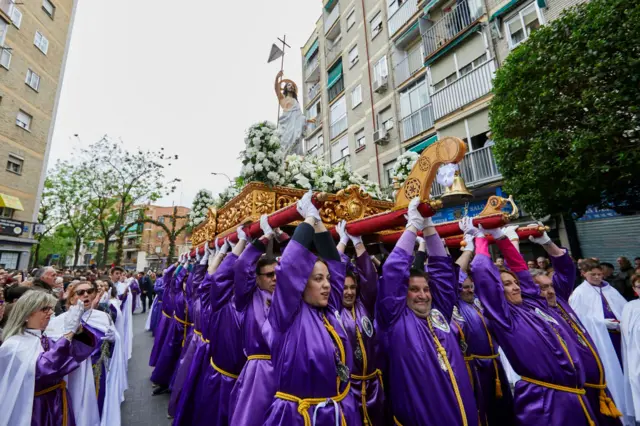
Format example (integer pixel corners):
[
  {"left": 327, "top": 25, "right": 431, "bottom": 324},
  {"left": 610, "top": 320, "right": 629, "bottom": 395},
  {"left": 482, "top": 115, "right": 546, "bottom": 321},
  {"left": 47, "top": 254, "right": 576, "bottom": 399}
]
[
  {"left": 635, "top": 257, "right": 640, "bottom": 270},
  {"left": 495, "top": 257, "right": 504, "bottom": 266},
  {"left": 527, "top": 260, "right": 536, "bottom": 270},
  {"left": 615, "top": 256, "right": 635, "bottom": 300},
  {"left": 32, "top": 267, "right": 57, "bottom": 292},
  {"left": 600, "top": 262, "right": 616, "bottom": 281},
  {"left": 537, "top": 256, "right": 550, "bottom": 271}
]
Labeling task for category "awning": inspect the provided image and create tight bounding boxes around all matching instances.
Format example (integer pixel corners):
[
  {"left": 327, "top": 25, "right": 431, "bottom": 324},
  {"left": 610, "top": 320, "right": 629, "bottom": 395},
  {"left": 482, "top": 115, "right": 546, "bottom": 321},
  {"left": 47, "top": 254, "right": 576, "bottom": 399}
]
[
  {"left": 327, "top": 61, "right": 343, "bottom": 89},
  {"left": 305, "top": 39, "right": 319, "bottom": 62},
  {"left": 423, "top": 0, "right": 439, "bottom": 15},
  {"left": 425, "top": 24, "right": 481, "bottom": 67},
  {"left": 0, "top": 193, "right": 24, "bottom": 211},
  {"left": 490, "top": 0, "right": 547, "bottom": 21},
  {"left": 395, "top": 22, "right": 419, "bottom": 46},
  {"left": 408, "top": 134, "right": 438, "bottom": 153},
  {"left": 324, "top": 0, "right": 337, "bottom": 11}
]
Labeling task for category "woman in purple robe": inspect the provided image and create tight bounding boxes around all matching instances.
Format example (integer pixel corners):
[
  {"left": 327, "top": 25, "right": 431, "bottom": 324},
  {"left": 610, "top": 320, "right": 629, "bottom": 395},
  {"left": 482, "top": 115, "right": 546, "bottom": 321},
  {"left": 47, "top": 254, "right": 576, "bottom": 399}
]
[
  {"left": 376, "top": 198, "right": 477, "bottom": 426},
  {"left": 229, "top": 217, "right": 287, "bottom": 426},
  {"left": 129, "top": 279, "right": 141, "bottom": 314},
  {"left": 463, "top": 219, "right": 599, "bottom": 425},
  {"left": 149, "top": 272, "right": 165, "bottom": 334},
  {"left": 149, "top": 263, "right": 177, "bottom": 367},
  {"left": 0, "top": 289, "right": 95, "bottom": 426},
  {"left": 335, "top": 219, "right": 385, "bottom": 425},
  {"left": 263, "top": 191, "right": 360, "bottom": 426}
]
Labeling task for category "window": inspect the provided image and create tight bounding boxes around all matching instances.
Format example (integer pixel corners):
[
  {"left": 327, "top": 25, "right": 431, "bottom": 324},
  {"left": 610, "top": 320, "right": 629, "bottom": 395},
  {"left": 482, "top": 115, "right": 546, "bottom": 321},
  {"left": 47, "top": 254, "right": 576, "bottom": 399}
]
[
  {"left": 370, "top": 13, "right": 382, "bottom": 39},
  {"left": 34, "top": 31, "right": 49, "bottom": 54},
  {"left": 330, "top": 96, "right": 348, "bottom": 139},
  {"left": 348, "top": 45, "right": 359, "bottom": 67},
  {"left": 505, "top": 2, "right": 543, "bottom": 49},
  {"left": 0, "top": 207, "right": 14, "bottom": 218},
  {"left": 388, "top": 0, "right": 407, "bottom": 16},
  {"left": 355, "top": 129, "right": 366, "bottom": 150},
  {"left": 42, "top": 0, "right": 56, "bottom": 18},
  {"left": 16, "top": 110, "right": 32, "bottom": 130},
  {"left": 25, "top": 69, "right": 40, "bottom": 91},
  {"left": 11, "top": 7, "right": 22, "bottom": 28},
  {"left": 0, "top": 251, "right": 19, "bottom": 269},
  {"left": 307, "top": 99, "right": 321, "bottom": 121},
  {"left": 382, "top": 117, "right": 395, "bottom": 131},
  {"left": 400, "top": 80, "right": 430, "bottom": 118},
  {"left": 433, "top": 72, "right": 459, "bottom": 91},
  {"left": 157, "top": 231, "right": 163, "bottom": 238},
  {"left": 383, "top": 161, "right": 396, "bottom": 186},
  {"left": 347, "top": 10, "right": 356, "bottom": 30},
  {"left": 0, "top": 21, "right": 9, "bottom": 69},
  {"left": 307, "top": 134, "right": 323, "bottom": 154},
  {"left": 158, "top": 216, "right": 165, "bottom": 224},
  {"left": 6, "top": 154, "right": 23, "bottom": 174},
  {"left": 331, "top": 135, "right": 349, "bottom": 165},
  {"left": 373, "top": 56, "right": 388, "bottom": 83},
  {"left": 351, "top": 85, "right": 362, "bottom": 109}
]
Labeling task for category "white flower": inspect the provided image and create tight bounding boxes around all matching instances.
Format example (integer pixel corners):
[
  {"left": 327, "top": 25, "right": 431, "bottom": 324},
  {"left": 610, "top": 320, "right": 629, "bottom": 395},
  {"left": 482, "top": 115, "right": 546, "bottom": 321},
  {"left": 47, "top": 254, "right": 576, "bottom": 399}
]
[{"left": 254, "top": 163, "right": 264, "bottom": 172}]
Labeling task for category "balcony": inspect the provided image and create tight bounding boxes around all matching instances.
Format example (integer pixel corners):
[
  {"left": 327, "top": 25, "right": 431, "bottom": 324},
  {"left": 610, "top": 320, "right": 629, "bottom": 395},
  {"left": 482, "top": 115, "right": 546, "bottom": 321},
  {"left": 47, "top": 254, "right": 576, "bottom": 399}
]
[
  {"left": 388, "top": 0, "right": 420, "bottom": 38},
  {"left": 306, "top": 117, "right": 322, "bottom": 135},
  {"left": 432, "top": 59, "right": 495, "bottom": 120},
  {"left": 326, "top": 38, "right": 343, "bottom": 66},
  {"left": 0, "top": 0, "right": 13, "bottom": 18},
  {"left": 304, "top": 55, "right": 320, "bottom": 83},
  {"left": 421, "top": 0, "right": 483, "bottom": 58},
  {"left": 307, "top": 82, "right": 321, "bottom": 103},
  {"left": 324, "top": 4, "right": 340, "bottom": 34},
  {"left": 430, "top": 145, "right": 502, "bottom": 197},
  {"left": 330, "top": 114, "right": 347, "bottom": 139},
  {"left": 332, "top": 154, "right": 351, "bottom": 169},
  {"left": 393, "top": 46, "right": 424, "bottom": 86},
  {"left": 402, "top": 103, "right": 435, "bottom": 141},
  {"left": 328, "top": 75, "right": 344, "bottom": 103}
]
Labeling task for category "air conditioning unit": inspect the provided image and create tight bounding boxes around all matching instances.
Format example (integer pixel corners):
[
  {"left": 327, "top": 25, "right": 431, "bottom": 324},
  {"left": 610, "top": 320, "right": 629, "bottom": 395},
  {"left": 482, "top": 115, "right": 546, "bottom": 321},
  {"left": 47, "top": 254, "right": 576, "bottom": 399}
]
[
  {"left": 373, "top": 76, "right": 388, "bottom": 93},
  {"left": 373, "top": 128, "right": 389, "bottom": 145}
]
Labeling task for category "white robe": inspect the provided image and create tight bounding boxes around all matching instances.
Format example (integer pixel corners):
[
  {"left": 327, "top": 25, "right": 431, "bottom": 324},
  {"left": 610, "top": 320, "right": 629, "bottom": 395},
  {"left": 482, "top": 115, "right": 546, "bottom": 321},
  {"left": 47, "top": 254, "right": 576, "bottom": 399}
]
[
  {"left": 622, "top": 299, "right": 640, "bottom": 423},
  {"left": 109, "top": 298, "right": 128, "bottom": 399},
  {"left": 145, "top": 295, "right": 157, "bottom": 331},
  {"left": 117, "top": 280, "right": 134, "bottom": 360},
  {"left": 569, "top": 281, "right": 627, "bottom": 413},
  {"left": 0, "top": 331, "right": 44, "bottom": 426}
]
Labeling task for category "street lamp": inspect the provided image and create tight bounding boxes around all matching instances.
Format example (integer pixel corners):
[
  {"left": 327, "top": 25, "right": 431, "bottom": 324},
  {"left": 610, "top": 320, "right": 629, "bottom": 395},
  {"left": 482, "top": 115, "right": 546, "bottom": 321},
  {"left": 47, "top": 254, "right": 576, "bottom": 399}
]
[{"left": 211, "top": 172, "right": 233, "bottom": 185}]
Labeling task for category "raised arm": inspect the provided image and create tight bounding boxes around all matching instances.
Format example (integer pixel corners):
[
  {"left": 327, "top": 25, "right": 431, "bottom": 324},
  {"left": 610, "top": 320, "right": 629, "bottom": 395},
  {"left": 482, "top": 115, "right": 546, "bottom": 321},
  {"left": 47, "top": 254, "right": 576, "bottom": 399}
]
[
  {"left": 209, "top": 239, "right": 239, "bottom": 312},
  {"left": 274, "top": 71, "right": 284, "bottom": 101},
  {"left": 412, "top": 236, "right": 426, "bottom": 271},
  {"left": 313, "top": 221, "right": 343, "bottom": 311},
  {"left": 234, "top": 241, "right": 266, "bottom": 312},
  {"left": 489, "top": 226, "right": 540, "bottom": 298},
  {"left": 423, "top": 220, "right": 456, "bottom": 321},
  {"left": 528, "top": 227, "right": 575, "bottom": 300},
  {"left": 356, "top": 250, "right": 378, "bottom": 315}
]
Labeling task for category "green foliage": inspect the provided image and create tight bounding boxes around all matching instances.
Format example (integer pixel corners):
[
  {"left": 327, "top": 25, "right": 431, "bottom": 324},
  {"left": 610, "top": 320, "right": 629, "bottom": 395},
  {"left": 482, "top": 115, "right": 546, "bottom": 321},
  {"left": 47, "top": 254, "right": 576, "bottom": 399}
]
[
  {"left": 33, "top": 225, "right": 75, "bottom": 267},
  {"left": 489, "top": 0, "right": 640, "bottom": 217}
]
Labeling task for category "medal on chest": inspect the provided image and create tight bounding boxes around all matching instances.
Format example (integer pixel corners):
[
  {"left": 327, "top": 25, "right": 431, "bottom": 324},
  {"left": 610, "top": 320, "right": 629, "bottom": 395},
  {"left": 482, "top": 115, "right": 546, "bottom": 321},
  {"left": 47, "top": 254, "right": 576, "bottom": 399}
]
[
  {"left": 576, "top": 334, "right": 588, "bottom": 347},
  {"left": 459, "top": 338, "right": 468, "bottom": 354},
  {"left": 337, "top": 361, "right": 350, "bottom": 383},
  {"left": 354, "top": 346, "right": 363, "bottom": 361},
  {"left": 361, "top": 316, "right": 374, "bottom": 338},
  {"left": 569, "top": 313, "right": 586, "bottom": 333},
  {"left": 452, "top": 306, "right": 465, "bottom": 322},
  {"left": 430, "top": 309, "right": 450, "bottom": 333},
  {"left": 474, "top": 298, "right": 484, "bottom": 312},
  {"left": 437, "top": 352, "right": 448, "bottom": 371},
  {"left": 535, "top": 307, "right": 559, "bottom": 325}
]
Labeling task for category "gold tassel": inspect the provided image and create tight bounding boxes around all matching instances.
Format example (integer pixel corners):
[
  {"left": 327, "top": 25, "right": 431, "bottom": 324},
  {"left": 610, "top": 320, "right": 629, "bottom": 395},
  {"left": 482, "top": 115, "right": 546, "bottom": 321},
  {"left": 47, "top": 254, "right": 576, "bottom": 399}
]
[
  {"left": 599, "top": 392, "right": 612, "bottom": 416},
  {"left": 495, "top": 378, "right": 503, "bottom": 399},
  {"left": 605, "top": 394, "right": 623, "bottom": 417}
]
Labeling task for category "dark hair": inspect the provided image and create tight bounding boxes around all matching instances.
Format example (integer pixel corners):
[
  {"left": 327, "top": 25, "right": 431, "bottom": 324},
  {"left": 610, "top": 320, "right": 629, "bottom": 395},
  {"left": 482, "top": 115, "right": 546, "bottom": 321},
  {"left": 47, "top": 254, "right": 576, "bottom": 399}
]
[
  {"left": 345, "top": 270, "right": 358, "bottom": 283},
  {"left": 600, "top": 262, "right": 614, "bottom": 270},
  {"left": 256, "top": 256, "right": 278, "bottom": 275},
  {"left": 110, "top": 266, "right": 124, "bottom": 275},
  {"left": 580, "top": 259, "right": 602, "bottom": 273},
  {"left": 283, "top": 85, "right": 298, "bottom": 101},
  {"left": 409, "top": 268, "right": 429, "bottom": 281},
  {"left": 498, "top": 267, "right": 520, "bottom": 285},
  {"left": 5, "top": 285, "right": 30, "bottom": 303},
  {"left": 635, "top": 257, "right": 640, "bottom": 262}
]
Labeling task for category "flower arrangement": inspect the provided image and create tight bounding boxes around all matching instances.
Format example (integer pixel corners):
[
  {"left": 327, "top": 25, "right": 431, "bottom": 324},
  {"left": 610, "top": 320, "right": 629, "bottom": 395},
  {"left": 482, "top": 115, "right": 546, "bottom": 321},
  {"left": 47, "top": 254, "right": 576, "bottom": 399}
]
[
  {"left": 239, "top": 121, "right": 285, "bottom": 187},
  {"left": 189, "top": 189, "right": 216, "bottom": 226},
  {"left": 390, "top": 151, "right": 420, "bottom": 188},
  {"left": 215, "top": 185, "right": 240, "bottom": 209}
]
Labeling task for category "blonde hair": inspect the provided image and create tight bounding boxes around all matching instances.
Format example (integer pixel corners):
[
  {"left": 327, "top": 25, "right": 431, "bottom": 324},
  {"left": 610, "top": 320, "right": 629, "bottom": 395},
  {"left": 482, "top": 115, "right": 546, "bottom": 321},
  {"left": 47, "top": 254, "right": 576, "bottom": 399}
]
[{"left": 3, "top": 290, "right": 57, "bottom": 340}]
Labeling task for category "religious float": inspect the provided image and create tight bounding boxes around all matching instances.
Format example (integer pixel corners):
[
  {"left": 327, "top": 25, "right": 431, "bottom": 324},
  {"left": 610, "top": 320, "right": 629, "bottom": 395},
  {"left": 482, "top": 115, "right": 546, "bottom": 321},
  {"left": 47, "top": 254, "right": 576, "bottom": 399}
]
[{"left": 189, "top": 135, "right": 545, "bottom": 256}]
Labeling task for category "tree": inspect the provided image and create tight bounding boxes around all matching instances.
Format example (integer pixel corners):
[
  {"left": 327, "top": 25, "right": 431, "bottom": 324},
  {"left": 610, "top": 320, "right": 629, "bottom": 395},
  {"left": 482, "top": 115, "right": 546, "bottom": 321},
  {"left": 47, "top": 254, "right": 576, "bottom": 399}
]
[
  {"left": 48, "top": 162, "right": 98, "bottom": 268},
  {"left": 489, "top": 0, "right": 640, "bottom": 218},
  {"left": 78, "top": 136, "right": 178, "bottom": 266},
  {"left": 31, "top": 178, "right": 62, "bottom": 268},
  {"left": 189, "top": 189, "right": 216, "bottom": 229},
  {"left": 35, "top": 225, "right": 75, "bottom": 267},
  {"left": 139, "top": 206, "right": 188, "bottom": 264}
]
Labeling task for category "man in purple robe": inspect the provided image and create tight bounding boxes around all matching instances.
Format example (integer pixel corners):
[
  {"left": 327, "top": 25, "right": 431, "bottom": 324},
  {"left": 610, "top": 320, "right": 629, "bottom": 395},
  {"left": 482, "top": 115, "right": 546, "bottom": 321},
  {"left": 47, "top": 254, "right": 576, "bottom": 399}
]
[
  {"left": 149, "top": 272, "right": 165, "bottom": 334},
  {"left": 149, "top": 263, "right": 177, "bottom": 367},
  {"left": 335, "top": 219, "right": 385, "bottom": 425},
  {"left": 263, "top": 191, "right": 359, "bottom": 426},
  {"left": 464, "top": 219, "right": 599, "bottom": 425},
  {"left": 376, "top": 198, "right": 477, "bottom": 426},
  {"left": 129, "top": 277, "right": 141, "bottom": 314}
]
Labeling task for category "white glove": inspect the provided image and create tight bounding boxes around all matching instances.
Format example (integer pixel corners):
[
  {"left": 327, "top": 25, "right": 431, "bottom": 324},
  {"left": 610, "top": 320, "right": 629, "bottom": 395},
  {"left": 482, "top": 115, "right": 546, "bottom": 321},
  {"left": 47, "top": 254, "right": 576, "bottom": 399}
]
[
  {"left": 528, "top": 223, "right": 551, "bottom": 245},
  {"left": 459, "top": 217, "right": 483, "bottom": 238},
  {"left": 237, "top": 225, "right": 248, "bottom": 242},
  {"left": 336, "top": 220, "right": 349, "bottom": 246},
  {"left": 201, "top": 241, "right": 213, "bottom": 265},
  {"left": 605, "top": 319, "right": 620, "bottom": 330},
  {"left": 63, "top": 301, "right": 84, "bottom": 334},
  {"left": 259, "top": 215, "right": 274, "bottom": 238},
  {"left": 405, "top": 197, "right": 425, "bottom": 230},
  {"left": 481, "top": 225, "right": 505, "bottom": 240},
  {"left": 503, "top": 225, "right": 519, "bottom": 241},
  {"left": 349, "top": 233, "right": 363, "bottom": 247},
  {"left": 219, "top": 238, "right": 231, "bottom": 255},
  {"left": 195, "top": 248, "right": 202, "bottom": 263},
  {"left": 101, "top": 328, "right": 116, "bottom": 342},
  {"left": 461, "top": 234, "right": 475, "bottom": 252},
  {"left": 296, "top": 190, "right": 321, "bottom": 223},
  {"left": 214, "top": 237, "right": 221, "bottom": 256}
]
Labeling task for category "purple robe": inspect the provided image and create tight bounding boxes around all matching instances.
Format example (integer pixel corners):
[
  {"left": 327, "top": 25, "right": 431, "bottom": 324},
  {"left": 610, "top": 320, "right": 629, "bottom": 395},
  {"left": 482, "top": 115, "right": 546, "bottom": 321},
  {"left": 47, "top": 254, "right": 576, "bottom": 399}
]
[
  {"left": 471, "top": 237, "right": 598, "bottom": 425},
  {"left": 168, "top": 263, "right": 207, "bottom": 417},
  {"left": 149, "top": 264, "right": 177, "bottom": 366},
  {"left": 376, "top": 231, "right": 477, "bottom": 426},
  {"left": 340, "top": 252, "right": 385, "bottom": 425},
  {"left": 513, "top": 249, "right": 622, "bottom": 426},
  {"left": 263, "top": 239, "right": 360, "bottom": 426},
  {"left": 228, "top": 243, "right": 276, "bottom": 426},
  {"left": 189, "top": 254, "right": 246, "bottom": 426},
  {"left": 150, "top": 266, "right": 188, "bottom": 387},
  {"left": 598, "top": 286, "right": 623, "bottom": 365},
  {"left": 150, "top": 275, "right": 166, "bottom": 334},
  {"left": 130, "top": 280, "right": 141, "bottom": 313},
  {"left": 81, "top": 322, "right": 109, "bottom": 417},
  {"left": 33, "top": 332, "right": 96, "bottom": 426}
]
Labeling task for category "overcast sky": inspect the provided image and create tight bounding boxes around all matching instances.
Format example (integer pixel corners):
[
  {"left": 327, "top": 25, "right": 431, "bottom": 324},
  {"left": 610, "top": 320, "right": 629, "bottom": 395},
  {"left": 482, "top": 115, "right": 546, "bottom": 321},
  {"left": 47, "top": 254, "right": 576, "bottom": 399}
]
[{"left": 49, "top": 0, "right": 320, "bottom": 207}]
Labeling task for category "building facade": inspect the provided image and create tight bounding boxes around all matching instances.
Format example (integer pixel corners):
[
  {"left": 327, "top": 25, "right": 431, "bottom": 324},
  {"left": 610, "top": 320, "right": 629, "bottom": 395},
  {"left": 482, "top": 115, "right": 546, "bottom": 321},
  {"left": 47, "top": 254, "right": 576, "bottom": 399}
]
[
  {"left": 122, "top": 205, "right": 191, "bottom": 272},
  {"left": 0, "top": 0, "right": 78, "bottom": 270}
]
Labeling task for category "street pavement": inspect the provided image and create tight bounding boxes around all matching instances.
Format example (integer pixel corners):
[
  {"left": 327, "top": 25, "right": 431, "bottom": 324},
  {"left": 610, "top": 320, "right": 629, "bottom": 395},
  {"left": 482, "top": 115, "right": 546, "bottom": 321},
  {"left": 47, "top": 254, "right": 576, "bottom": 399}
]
[{"left": 121, "top": 311, "right": 172, "bottom": 426}]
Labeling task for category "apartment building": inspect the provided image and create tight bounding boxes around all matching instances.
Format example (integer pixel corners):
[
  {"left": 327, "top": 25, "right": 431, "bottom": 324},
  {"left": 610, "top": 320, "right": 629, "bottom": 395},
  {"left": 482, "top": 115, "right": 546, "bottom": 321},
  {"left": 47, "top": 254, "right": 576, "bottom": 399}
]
[
  {"left": 122, "top": 205, "right": 191, "bottom": 272},
  {"left": 0, "top": 0, "right": 78, "bottom": 270}
]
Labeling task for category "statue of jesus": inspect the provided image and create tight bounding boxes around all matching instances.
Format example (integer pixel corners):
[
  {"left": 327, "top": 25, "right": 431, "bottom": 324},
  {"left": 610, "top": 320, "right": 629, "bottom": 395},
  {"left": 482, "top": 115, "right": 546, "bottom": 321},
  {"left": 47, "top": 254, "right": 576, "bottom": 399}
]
[{"left": 275, "top": 71, "right": 315, "bottom": 155}]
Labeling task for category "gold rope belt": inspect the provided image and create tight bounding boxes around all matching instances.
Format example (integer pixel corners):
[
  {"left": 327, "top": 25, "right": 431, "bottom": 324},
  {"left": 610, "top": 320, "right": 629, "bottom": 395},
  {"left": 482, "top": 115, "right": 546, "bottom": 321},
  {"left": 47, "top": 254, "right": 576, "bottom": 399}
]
[
  {"left": 247, "top": 354, "right": 271, "bottom": 361},
  {"left": 35, "top": 381, "right": 68, "bottom": 426},
  {"left": 521, "top": 377, "right": 594, "bottom": 426},
  {"left": 275, "top": 382, "right": 350, "bottom": 426},
  {"left": 209, "top": 357, "right": 239, "bottom": 379},
  {"left": 350, "top": 368, "right": 382, "bottom": 382},
  {"left": 193, "top": 329, "right": 210, "bottom": 343},
  {"left": 162, "top": 310, "right": 171, "bottom": 319},
  {"left": 173, "top": 314, "right": 194, "bottom": 347}
]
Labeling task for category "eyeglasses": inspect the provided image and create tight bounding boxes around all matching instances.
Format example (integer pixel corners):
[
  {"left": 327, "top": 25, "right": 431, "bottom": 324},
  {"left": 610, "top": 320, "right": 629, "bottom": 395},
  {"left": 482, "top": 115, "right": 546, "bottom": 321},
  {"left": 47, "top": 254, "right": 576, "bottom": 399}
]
[
  {"left": 39, "top": 306, "right": 55, "bottom": 313},
  {"left": 258, "top": 271, "right": 276, "bottom": 279},
  {"left": 76, "top": 288, "right": 96, "bottom": 296}
]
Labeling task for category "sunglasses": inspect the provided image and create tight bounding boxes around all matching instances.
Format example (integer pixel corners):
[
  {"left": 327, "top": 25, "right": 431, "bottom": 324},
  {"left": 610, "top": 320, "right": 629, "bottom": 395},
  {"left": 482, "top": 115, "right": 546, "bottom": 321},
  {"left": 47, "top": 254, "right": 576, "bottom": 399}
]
[
  {"left": 258, "top": 271, "right": 276, "bottom": 279},
  {"left": 76, "top": 288, "right": 96, "bottom": 296}
]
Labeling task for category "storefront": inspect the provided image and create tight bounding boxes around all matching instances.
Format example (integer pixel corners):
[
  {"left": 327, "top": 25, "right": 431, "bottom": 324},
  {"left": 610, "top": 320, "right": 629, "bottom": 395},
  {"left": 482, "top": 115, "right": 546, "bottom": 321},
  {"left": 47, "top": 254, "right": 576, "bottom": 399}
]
[{"left": 576, "top": 208, "right": 640, "bottom": 265}]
